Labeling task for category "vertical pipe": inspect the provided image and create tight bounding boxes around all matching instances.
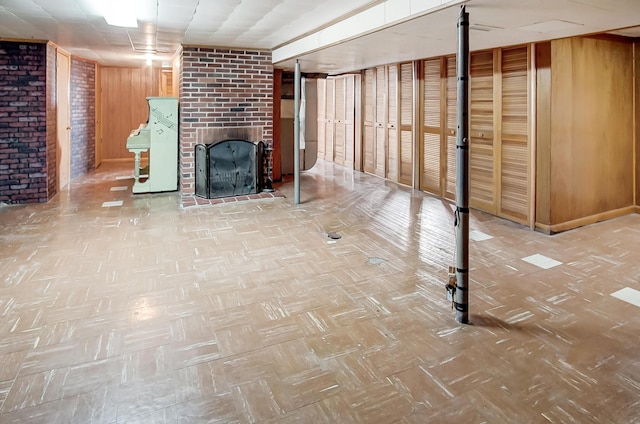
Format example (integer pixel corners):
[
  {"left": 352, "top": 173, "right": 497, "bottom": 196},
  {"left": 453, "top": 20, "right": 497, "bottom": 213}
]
[
  {"left": 455, "top": 5, "right": 470, "bottom": 324},
  {"left": 294, "top": 60, "right": 301, "bottom": 205}
]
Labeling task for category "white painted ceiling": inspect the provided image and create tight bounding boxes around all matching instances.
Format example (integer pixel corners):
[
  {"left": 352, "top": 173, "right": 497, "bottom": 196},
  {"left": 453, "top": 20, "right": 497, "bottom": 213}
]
[{"left": 0, "top": 0, "right": 638, "bottom": 74}]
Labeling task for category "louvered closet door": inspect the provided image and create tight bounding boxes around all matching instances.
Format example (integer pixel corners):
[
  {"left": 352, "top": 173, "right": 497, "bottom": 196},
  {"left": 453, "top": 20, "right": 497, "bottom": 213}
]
[
  {"left": 387, "top": 65, "right": 399, "bottom": 182},
  {"left": 398, "top": 62, "right": 413, "bottom": 186},
  {"left": 445, "top": 56, "right": 457, "bottom": 200},
  {"left": 500, "top": 46, "right": 529, "bottom": 222},
  {"left": 363, "top": 68, "right": 376, "bottom": 174},
  {"left": 344, "top": 75, "right": 355, "bottom": 169},
  {"left": 324, "top": 78, "right": 335, "bottom": 162},
  {"left": 470, "top": 50, "right": 495, "bottom": 212},
  {"left": 333, "top": 77, "right": 346, "bottom": 165},
  {"left": 375, "top": 66, "right": 387, "bottom": 178},
  {"left": 421, "top": 58, "right": 442, "bottom": 194},
  {"left": 317, "top": 78, "right": 326, "bottom": 159}
]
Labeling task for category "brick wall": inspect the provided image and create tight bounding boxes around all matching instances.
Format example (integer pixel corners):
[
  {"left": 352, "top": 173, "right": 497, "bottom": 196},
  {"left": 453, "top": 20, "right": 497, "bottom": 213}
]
[
  {"left": 0, "top": 41, "right": 48, "bottom": 204},
  {"left": 179, "top": 47, "right": 273, "bottom": 195},
  {"left": 46, "top": 43, "right": 57, "bottom": 199},
  {"left": 70, "top": 57, "right": 95, "bottom": 178}
]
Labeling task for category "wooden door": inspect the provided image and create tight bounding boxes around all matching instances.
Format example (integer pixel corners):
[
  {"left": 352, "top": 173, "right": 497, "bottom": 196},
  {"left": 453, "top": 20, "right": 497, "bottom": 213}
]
[
  {"left": 387, "top": 65, "right": 399, "bottom": 182},
  {"left": 470, "top": 50, "right": 496, "bottom": 212},
  {"left": 324, "top": 78, "right": 335, "bottom": 162},
  {"left": 374, "top": 66, "right": 387, "bottom": 178},
  {"left": 333, "top": 77, "right": 346, "bottom": 165},
  {"left": 363, "top": 68, "right": 376, "bottom": 174},
  {"left": 56, "top": 50, "right": 71, "bottom": 190},
  {"left": 95, "top": 64, "right": 102, "bottom": 167},
  {"left": 398, "top": 62, "right": 414, "bottom": 186},
  {"left": 344, "top": 75, "right": 355, "bottom": 169},
  {"left": 500, "top": 46, "right": 530, "bottom": 222},
  {"left": 444, "top": 56, "right": 457, "bottom": 200},
  {"left": 420, "top": 58, "right": 442, "bottom": 194},
  {"left": 316, "top": 78, "right": 326, "bottom": 160}
]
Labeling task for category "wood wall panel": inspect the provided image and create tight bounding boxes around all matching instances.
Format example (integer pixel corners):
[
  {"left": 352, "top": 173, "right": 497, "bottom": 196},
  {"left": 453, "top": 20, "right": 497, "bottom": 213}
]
[
  {"left": 101, "top": 66, "right": 159, "bottom": 160},
  {"left": 549, "top": 37, "right": 634, "bottom": 226},
  {"left": 535, "top": 42, "right": 552, "bottom": 228},
  {"left": 635, "top": 41, "right": 640, "bottom": 207}
]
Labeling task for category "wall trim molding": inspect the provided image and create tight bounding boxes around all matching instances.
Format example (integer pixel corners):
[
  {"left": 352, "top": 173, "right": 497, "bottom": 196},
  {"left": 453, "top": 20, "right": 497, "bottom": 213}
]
[{"left": 536, "top": 206, "right": 637, "bottom": 234}]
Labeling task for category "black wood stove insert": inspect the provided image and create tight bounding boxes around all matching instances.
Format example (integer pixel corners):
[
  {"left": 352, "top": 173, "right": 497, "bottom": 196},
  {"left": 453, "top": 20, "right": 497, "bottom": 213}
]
[{"left": 195, "top": 140, "right": 265, "bottom": 199}]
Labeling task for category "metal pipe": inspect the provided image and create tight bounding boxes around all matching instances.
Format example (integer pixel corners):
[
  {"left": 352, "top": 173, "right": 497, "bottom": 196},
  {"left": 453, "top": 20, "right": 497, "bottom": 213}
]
[
  {"left": 455, "top": 5, "right": 470, "bottom": 324},
  {"left": 294, "top": 60, "right": 301, "bottom": 205}
]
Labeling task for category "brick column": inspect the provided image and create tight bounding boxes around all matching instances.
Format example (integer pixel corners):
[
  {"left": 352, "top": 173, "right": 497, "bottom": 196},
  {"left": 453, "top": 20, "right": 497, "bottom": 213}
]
[
  {"left": 178, "top": 47, "right": 273, "bottom": 196},
  {"left": 0, "top": 41, "right": 48, "bottom": 204}
]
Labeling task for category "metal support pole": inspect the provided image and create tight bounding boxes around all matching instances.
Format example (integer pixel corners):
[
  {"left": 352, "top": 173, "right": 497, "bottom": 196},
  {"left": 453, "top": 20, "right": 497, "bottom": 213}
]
[
  {"left": 293, "top": 60, "right": 301, "bottom": 205},
  {"left": 455, "top": 5, "right": 470, "bottom": 324}
]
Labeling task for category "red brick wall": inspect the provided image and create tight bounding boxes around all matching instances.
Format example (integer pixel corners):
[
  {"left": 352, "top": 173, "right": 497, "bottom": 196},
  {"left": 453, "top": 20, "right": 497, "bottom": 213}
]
[
  {"left": 179, "top": 47, "right": 273, "bottom": 195},
  {"left": 46, "top": 43, "right": 57, "bottom": 199},
  {"left": 70, "top": 57, "right": 95, "bottom": 178},
  {"left": 0, "top": 41, "right": 48, "bottom": 204}
]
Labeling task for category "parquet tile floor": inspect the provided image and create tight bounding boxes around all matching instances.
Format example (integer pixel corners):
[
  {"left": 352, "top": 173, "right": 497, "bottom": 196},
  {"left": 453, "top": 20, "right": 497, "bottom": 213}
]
[{"left": 0, "top": 160, "right": 639, "bottom": 423}]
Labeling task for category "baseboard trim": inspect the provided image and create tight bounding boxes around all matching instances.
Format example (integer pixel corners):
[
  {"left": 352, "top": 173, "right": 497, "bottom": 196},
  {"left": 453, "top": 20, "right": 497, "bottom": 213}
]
[{"left": 536, "top": 206, "right": 637, "bottom": 234}]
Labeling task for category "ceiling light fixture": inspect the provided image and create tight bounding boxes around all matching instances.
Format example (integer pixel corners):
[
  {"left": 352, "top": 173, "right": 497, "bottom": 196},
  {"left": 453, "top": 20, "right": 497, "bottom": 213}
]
[{"left": 103, "top": 0, "right": 138, "bottom": 28}]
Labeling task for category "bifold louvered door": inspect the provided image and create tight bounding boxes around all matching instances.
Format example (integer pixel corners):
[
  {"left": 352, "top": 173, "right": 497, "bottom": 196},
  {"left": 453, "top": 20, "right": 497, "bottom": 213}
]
[
  {"left": 344, "top": 75, "right": 355, "bottom": 169},
  {"left": 444, "top": 56, "right": 457, "bottom": 200},
  {"left": 363, "top": 66, "right": 389, "bottom": 178},
  {"left": 470, "top": 50, "right": 496, "bottom": 213},
  {"left": 421, "top": 58, "right": 442, "bottom": 194},
  {"left": 317, "top": 75, "right": 356, "bottom": 168},
  {"left": 398, "top": 63, "right": 414, "bottom": 186},
  {"left": 374, "top": 66, "right": 387, "bottom": 178},
  {"left": 363, "top": 68, "right": 376, "bottom": 174},
  {"left": 500, "top": 46, "right": 530, "bottom": 222},
  {"left": 333, "top": 77, "right": 346, "bottom": 165},
  {"left": 324, "top": 78, "right": 335, "bottom": 162},
  {"left": 387, "top": 65, "right": 399, "bottom": 182},
  {"left": 317, "top": 78, "right": 326, "bottom": 160},
  {"left": 418, "top": 46, "right": 531, "bottom": 225}
]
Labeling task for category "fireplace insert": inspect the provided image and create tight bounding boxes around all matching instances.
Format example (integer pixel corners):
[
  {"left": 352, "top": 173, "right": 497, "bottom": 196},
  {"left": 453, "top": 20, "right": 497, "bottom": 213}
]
[{"left": 195, "top": 140, "right": 265, "bottom": 199}]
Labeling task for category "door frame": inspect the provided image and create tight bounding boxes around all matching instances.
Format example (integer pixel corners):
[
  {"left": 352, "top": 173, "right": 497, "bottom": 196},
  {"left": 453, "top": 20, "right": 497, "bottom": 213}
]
[{"left": 56, "top": 49, "right": 71, "bottom": 190}]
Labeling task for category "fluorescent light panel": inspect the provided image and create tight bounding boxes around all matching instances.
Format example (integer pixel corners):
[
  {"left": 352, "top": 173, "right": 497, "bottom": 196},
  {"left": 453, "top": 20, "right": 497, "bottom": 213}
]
[{"left": 103, "top": 0, "right": 138, "bottom": 28}]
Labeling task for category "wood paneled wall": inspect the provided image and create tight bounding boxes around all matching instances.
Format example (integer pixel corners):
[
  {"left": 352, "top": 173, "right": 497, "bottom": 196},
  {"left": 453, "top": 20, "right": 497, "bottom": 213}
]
[
  {"left": 535, "top": 42, "right": 552, "bottom": 226},
  {"left": 536, "top": 36, "right": 634, "bottom": 232},
  {"left": 315, "top": 35, "right": 638, "bottom": 232},
  {"left": 636, "top": 41, "right": 639, "bottom": 208},
  {"left": 101, "top": 67, "right": 159, "bottom": 160}
]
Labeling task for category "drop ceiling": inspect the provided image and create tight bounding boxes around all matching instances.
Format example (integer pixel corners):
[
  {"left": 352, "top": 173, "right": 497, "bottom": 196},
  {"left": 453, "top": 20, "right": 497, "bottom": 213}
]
[{"left": 0, "top": 0, "right": 638, "bottom": 75}]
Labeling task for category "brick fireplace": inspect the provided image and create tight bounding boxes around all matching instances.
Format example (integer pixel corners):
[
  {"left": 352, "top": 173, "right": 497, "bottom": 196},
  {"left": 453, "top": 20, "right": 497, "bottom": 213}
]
[{"left": 178, "top": 46, "right": 274, "bottom": 200}]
